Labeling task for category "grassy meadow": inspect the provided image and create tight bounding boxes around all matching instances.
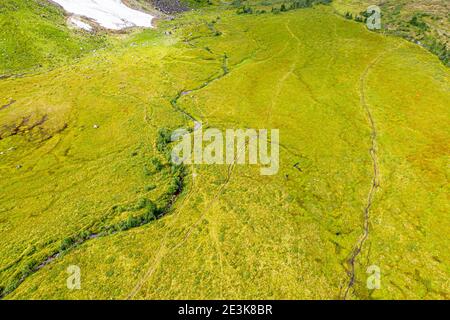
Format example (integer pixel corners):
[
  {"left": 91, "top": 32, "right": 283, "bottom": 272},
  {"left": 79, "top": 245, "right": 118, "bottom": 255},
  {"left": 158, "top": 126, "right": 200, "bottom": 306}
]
[
  {"left": 332, "top": 0, "right": 449, "bottom": 66},
  {"left": 0, "top": 1, "right": 449, "bottom": 299}
]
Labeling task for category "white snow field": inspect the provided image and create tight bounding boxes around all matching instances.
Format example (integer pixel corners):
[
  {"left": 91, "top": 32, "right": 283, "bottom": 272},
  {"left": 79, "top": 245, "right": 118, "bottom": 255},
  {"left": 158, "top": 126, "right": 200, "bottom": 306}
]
[{"left": 52, "top": 0, "right": 154, "bottom": 30}]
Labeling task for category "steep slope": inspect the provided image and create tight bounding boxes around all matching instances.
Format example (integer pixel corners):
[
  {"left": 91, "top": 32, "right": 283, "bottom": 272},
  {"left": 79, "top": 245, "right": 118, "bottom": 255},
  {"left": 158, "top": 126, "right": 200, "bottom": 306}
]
[
  {"left": 0, "top": 0, "right": 109, "bottom": 75},
  {"left": 332, "top": 0, "right": 449, "bottom": 66}
]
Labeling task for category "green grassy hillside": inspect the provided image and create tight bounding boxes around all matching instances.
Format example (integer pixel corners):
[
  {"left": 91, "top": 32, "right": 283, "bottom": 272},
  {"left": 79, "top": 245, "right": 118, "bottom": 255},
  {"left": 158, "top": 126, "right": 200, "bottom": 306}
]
[
  {"left": 0, "top": 0, "right": 108, "bottom": 75},
  {"left": 0, "top": 2, "right": 449, "bottom": 299},
  {"left": 332, "top": 0, "right": 449, "bottom": 66}
]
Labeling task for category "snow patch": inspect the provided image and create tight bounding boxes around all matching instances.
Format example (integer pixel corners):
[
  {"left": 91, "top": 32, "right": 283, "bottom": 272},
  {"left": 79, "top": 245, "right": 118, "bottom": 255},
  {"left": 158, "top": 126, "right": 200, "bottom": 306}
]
[
  {"left": 69, "top": 16, "right": 93, "bottom": 31},
  {"left": 52, "top": 0, "right": 154, "bottom": 30}
]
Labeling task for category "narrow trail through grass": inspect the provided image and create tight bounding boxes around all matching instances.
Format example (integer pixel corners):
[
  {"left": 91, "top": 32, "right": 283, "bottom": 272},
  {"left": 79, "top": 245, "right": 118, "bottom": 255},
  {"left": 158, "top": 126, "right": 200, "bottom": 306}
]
[
  {"left": 265, "top": 20, "right": 299, "bottom": 123},
  {"left": 127, "top": 49, "right": 243, "bottom": 299},
  {"left": 3, "top": 5, "right": 449, "bottom": 300},
  {"left": 342, "top": 43, "right": 404, "bottom": 300}
]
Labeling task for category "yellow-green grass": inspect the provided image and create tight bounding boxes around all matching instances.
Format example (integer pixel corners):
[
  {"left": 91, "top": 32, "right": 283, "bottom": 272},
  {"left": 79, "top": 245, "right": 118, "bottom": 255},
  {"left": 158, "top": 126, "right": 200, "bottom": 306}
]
[
  {"left": 332, "top": 0, "right": 449, "bottom": 65},
  {"left": 1, "top": 5, "right": 449, "bottom": 299},
  {"left": 0, "top": 25, "right": 219, "bottom": 295},
  {"left": 0, "top": 0, "right": 109, "bottom": 75},
  {"left": 332, "top": 0, "right": 449, "bottom": 36}
]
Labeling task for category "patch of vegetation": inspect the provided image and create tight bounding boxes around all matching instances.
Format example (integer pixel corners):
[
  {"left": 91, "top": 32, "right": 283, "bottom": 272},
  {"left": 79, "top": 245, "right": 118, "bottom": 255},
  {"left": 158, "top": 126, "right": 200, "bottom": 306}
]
[
  {"left": 409, "top": 13, "right": 429, "bottom": 31},
  {"left": 156, "top": 128, "right": 172, "bottom": 152},
  {"left": 237, "top": 0, "right": 332, "bottom": 15},
  {"left": 150, "top": 157, "right": 164, "bottom": 172}
]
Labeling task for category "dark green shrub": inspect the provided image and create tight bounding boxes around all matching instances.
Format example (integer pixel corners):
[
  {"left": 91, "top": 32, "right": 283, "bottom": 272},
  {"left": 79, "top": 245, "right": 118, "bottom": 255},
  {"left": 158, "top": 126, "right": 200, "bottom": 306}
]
[
  {"left": 21, "top": 260, "right": 37, "bottom": 277},
  {"left": 134, "top": 198, "right": 152, "bottom": 210},
  {"left": 125, "top": 216, "right": 140, "bottom": 229},
  {"left": 60, "top": 237, "right": 75, "bottom": 252},
  {"left": 156, "top": 128, "right": 172, "bottom": 152},
  {"left": 410, "top": 14, "right": 428, "bottom": 31},
  {"left": 4, "top": 278, "right": 20, "bottom": 295},
  {"left": 150, "top": 157, "right": 163, "bottom": 172}
]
